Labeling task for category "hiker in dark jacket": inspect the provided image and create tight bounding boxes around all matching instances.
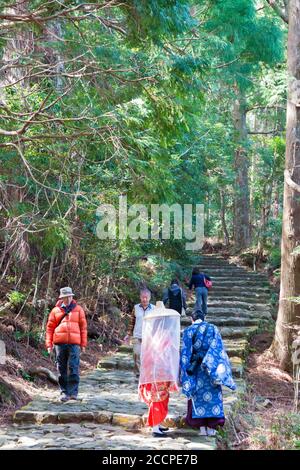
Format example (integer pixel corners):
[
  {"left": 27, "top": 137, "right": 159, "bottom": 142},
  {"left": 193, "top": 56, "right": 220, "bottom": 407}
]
[
  {"left": 188, "top": 268, "right": 211, "bottom": 317},
  {"left": 162, "top": 279, "right": 187, "bottom": 315}
]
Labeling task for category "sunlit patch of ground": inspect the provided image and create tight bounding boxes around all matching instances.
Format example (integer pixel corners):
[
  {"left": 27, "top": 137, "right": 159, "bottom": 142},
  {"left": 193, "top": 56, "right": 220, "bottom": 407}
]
[{"left": 218, "top": 332, "right": 300, "bottom": 450}]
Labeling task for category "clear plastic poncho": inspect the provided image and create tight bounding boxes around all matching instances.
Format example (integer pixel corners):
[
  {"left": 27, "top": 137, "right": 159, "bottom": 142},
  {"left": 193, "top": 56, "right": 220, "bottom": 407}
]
[{"left": 139, "top": 304, "right": 181, "bottom": 387}]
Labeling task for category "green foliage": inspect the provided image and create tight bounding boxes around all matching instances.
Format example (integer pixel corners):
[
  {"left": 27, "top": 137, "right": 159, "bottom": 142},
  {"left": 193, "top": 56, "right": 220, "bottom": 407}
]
[
  {"left": 29, "top": 219, "right": 72, "bottom": 258},
  {"left": 7, "top": 291, "right": 26, "bottom": 307},
  {"left": 19, "top": 369, "right": 34, "bottom": 382},
  {"left": 269, "top": 247, "right": 282, "bottom": 269},
  {"left": 0, "top": 0, "right": 287, "bottom": 314},
  {"left": 122, "top": 0, "right": 195, "bottom": 44}
]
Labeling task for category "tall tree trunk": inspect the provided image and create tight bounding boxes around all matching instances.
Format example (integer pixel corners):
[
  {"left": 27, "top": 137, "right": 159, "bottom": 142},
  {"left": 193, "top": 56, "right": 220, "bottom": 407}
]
[
  {"left": 272, "top": 0, "right": 300, "bottom": 371},
  {"left": 273, "top": 180, "right": 280, "bottom": 219},
  {"left": 257, "top": 181, "right": 273, "bottom": 259},
  {"left": 39, "top": 248, "right": 56, "bottom": 342},
  {"left": 219, "top": 189, "right": 230, "bottom": 246},
  {"left": 206, "top": 190, "right": 210, "bottom": 236},
  {"left": 1, "top": 1, "right": 33, "bottom": 91},
  {"left": 249, "top": 152, "right": 256, "bottom": 241},
  {"left": 233, "top": 86, "right": 250, "bottom": 251},
  {"left": 42, "top": 20, "right": 64, "bottom": 92}
]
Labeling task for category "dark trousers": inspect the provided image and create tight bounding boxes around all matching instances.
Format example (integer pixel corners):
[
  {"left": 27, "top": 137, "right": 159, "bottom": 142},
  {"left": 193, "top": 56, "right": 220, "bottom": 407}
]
[
  {"left": 55, "top": 344, "right": 81, "bottom": 397},
  {"left": 186, "top": 399, "right": 225, "bottom": 430}
]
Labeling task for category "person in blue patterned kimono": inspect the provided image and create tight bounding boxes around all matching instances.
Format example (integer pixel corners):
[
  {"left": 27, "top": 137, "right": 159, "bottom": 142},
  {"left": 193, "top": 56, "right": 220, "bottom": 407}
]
[{"left": 180, "top": 310, "right": 236, "bottom": 436}]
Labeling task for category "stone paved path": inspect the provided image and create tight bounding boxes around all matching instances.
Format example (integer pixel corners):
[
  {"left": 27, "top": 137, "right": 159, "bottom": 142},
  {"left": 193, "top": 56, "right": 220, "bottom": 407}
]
[{"left": 0, "top": 255, "right": 273, "bottom": 450}]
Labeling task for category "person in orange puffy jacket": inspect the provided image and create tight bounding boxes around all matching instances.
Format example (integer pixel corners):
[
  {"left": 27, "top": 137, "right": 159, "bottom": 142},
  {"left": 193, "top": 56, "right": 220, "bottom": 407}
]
[{"left": 46, "top": 286, "right": 87, "bottom": 402}]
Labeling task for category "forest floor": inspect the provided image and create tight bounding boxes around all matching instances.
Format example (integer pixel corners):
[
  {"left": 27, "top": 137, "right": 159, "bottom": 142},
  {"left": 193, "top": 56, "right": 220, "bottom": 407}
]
[{"left": 219, "top": 332, "right": 300, "bottom": 450}]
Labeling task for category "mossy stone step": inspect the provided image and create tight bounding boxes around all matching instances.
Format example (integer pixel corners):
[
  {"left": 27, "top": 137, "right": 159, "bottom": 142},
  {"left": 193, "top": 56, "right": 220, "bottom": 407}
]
[
  {"left": 223, "top": 339, "right": 249, "bottom": 358},
  {"left": 179, "top": 325, "right": 258, "bottom": 339},
  {"left": 14, "top": 365, "right": 245, "bottom": 435},
  {"left": 100, "top": 343, "right": 247, "bottom": 369},
  {"left": 184, "top": 307, "right": 271, "bottom": 318},
  {"left": 209, "top": 281, "right": 269, "bottom": 288},
  {"left": 203, "top": 317, "right": 268, "bottom": 327},
  {"left": 207, "top": 300, "right": 271, "bottom": 311},
  {"left": 196, "top": 268, "right": 266, "bottom": 275},
  {"left": 208, "top": 289, "right": 270, "bottom": 302},
  {"left": 208, "top": 285, "right": 270, "bottom": 292},
  {"left": 0, "top": 422, "right": 217, "bottom": 451},
  {"left": 209, "top": 272, "right": 268, "bottom": 278},
  {"left": 197, "top": 259, "right": 231, "bottom": 265},
  {"left": 208, "top": 296, "right": 271, "bottom": 304},
  {"left": 181, "top": 314, "right": 271, "bottom": 327}
]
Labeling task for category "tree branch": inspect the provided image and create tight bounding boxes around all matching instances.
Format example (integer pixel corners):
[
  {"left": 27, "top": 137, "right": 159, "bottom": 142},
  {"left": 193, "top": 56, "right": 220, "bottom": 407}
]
[
  {"left": 284, "top": 169, "right": 300, "bottom": 193},
  {"left": 265, "top": 0, "right": 289, "bottom": 23}
]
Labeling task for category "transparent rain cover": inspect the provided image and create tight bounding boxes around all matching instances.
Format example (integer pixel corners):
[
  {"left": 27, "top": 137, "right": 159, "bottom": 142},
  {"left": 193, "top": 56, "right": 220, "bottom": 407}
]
[{"left": 139, "top": 309, "right": 181, "bottom": 387}]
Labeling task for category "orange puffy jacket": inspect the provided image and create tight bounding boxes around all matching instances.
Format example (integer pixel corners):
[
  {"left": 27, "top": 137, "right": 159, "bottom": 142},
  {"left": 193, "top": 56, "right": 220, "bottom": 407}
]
[{"left": 45, "top": 300, "right": 87, "bottom": 349}]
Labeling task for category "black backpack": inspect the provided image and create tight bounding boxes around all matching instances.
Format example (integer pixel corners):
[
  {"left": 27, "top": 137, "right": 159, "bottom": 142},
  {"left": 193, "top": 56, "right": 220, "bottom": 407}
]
[{"left": 168, "top": 287, "right": 183, "bottom": 313}]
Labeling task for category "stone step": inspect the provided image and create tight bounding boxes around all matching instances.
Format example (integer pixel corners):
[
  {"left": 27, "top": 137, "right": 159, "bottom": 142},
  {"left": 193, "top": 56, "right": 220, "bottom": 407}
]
[
  {"left": 184, "top": 307, "right": 271, "bottom": 317},
  {"left": 207, "top": 300, "right": 271, "bottom": 310},
  {"left": 209, "top": 275, "right": 268, "bottom": 281},
  {"left": 208, "top": 280, "right": 269, "bottom": 288},
  {"left": 208, "top": 285, "right": 270, "bottom": 293},
  {"left": 101, "top": 338, "right": 247, "bottom": 372},
  {"left": 207, "top": 316, "right": 268, "bottom": 327},
  {"left": 195, "top": 267, "right": 265, "bottom": 275},
  {"left": 0, "top": 422, "right": 217, "bottom": 450},
  {"left": 180, "top": 325, "right": 258, "bottom": 339},
  {"left": 120, "top": 327, "right": 256, "bottom": 355},
  {"left": 208, "top": 295, "right": 271, "bottom": 303},
  {"left": 184, "top": 316, "right": 266, "bottom": 328},
  {"left": 97, "top": 359, "right": 246, "bottom": 387},
  {"left": 181, "top": 310, "right": 272, "bottom": 322},
  {"left": 223, "top": 339, "right": 249, "bottom": 358},
  {"left": 196, "top": 267, "right": 266, "bottom": 274},
  {"left": 209, "top": 291, "right": 270, "bottom": 300},
  {"left": 196, "top": 263, "right": 236, "bottom": 268},
  {"left": 197, "top": 264, "right": 238, "bottom": 269},
  {"left": 208, "top": 276, "right": 267, "bottom": 283},
  {"left": 13, "top": 367, "right": 245, "bottom": 435},
  {"left": 197, "top": 259, "right": 231, "bottom": 265},
  {"left": 185, "top": 304, "right": 271, "bottom": 314}
]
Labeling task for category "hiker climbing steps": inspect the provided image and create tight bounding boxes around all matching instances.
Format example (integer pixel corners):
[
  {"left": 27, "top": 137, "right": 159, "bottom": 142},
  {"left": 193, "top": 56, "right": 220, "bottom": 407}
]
[{"left": 0, "top": 254, "right": 273, "bottom": 450}]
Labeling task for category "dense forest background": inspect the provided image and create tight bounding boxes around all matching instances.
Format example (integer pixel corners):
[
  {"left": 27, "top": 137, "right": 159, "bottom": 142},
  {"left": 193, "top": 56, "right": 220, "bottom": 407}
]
[{"left": 0, "top": 1, "right": 300, "bottom": 435}]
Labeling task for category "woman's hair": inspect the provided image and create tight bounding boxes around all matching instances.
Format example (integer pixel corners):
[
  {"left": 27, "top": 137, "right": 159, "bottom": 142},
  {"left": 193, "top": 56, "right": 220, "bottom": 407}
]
[
  {"left": 192, "top": 267, "right": 200, "bottom": 275},
  {"left": 191, "top": 309, "right": 205, "bottom": 322},
  {"left": 171, "top": 278, "right": 179, "bottom": 285}
]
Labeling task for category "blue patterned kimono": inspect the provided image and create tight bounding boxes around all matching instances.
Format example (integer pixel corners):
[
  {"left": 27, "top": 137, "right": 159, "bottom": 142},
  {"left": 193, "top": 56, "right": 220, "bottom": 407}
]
[{"left": 180, "top": 320, "right": 236, "bottom": 419}]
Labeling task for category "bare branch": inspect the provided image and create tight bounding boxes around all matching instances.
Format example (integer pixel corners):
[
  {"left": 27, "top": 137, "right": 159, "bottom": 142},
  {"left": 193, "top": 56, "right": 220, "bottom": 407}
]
[
  {"left": 265, "top": 0, "right": 289, "bottom": 23},
  {"left": 285, "top": 169, "right": 300, "bottom": 193}
]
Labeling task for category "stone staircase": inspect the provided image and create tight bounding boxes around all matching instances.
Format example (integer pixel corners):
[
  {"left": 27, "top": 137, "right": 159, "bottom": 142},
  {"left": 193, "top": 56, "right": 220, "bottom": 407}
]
[{"left": 0, "top": 254, "right": 274, "bottom": 450}]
